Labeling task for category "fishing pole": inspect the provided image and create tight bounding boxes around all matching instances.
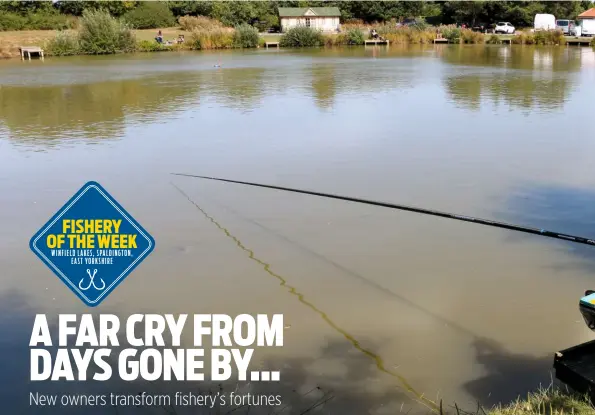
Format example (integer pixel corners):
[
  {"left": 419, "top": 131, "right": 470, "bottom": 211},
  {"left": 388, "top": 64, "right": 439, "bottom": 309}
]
[{"left": 171, "top": 173, "right": 595, "bottom": 248}]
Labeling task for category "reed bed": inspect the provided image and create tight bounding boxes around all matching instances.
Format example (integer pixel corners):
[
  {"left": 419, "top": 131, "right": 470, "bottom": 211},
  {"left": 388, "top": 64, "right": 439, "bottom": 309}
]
[
  {"left": 512, "top": 30, "right": 565, "bottom": 45},
  {"left": 178, "top": 15, "right": 223, "bottom": 32}
]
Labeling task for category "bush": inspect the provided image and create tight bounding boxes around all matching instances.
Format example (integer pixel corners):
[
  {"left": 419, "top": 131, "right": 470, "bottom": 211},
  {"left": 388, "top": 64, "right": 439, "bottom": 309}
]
[
  {"left": 178, "top": 15, "right": 223, "bottom": 31},
  {"left": 0, "top": 11, "right": 74, "bottom": 31},
  {"left": 254, "top": 14, "right": 279, "bottom": 32},
  {"left": 136, "top": 39, "right": 174, "bottom": 52},
  {"left": 512, "top": 31, "right": 535, "bottom": 45},
  {"left": 78, "top": 9, "right": 136, "bottom": 54},
  {"left": 122, "top": 2, "right": 175, "bottom": 30},
  {"left": 344, "top": 28, "right": 365, "bottom": 45},
  {"left": 26, "top": 13, "right": 72, "bottom": 30},
  {"left": 233, "top": 24, "right": 259, "bottom": 48},
  {"left": 592, "top": 36, "right": 595, "bottom": 47},
  {"left": 0, "top": 13, "right": 26, "bottom": 31},
  {"left": 190, "top": 28, "right": 234, "bottom": 50},
  {"left": 439, "top": 25, "right": 462, "bottom": 43},
  {"left": 45, "top": 31, "right": 80, "bottom": 56},
  {"left": 279, "top": 26, "right": 324, "bottom": 47}
]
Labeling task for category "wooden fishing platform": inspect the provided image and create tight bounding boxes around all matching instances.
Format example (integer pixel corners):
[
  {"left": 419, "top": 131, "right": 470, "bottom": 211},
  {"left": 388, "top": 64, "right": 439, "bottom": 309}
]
[
  {"left": 365, "top": 39, "right": 390, "bottom": 46},
  {"left": 19, "top": 46, "right": 44, "bottom": 60},
  {"left": 566, "top": 37, "right": 593, "bottom": 46},
  {"left": 264, "top": 42, "right": 279, "bottom": 49},
  {"left": 554, "top": 339, "right": 595, "bottom": 400},
  {"left": 433, "top": 38, "right": 449, "bottom": 44}
]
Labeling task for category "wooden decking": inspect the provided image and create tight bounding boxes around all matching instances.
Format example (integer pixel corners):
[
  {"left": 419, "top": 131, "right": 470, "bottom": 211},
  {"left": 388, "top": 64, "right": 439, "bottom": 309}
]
[
  {"left": 19, "top": 46, "right": 44, "bottom": 60},
  {"left": 265, "top": 42, "right": 279, "bottom": 49},
  {"left": 364, "top": 39, "right": 390, "bottom": 46},
  {"left": 566, "top": 37, "right": 593, "bottom": 46},
  {"left": 433, "top": 38, "right": 448, "bottom": 44}
]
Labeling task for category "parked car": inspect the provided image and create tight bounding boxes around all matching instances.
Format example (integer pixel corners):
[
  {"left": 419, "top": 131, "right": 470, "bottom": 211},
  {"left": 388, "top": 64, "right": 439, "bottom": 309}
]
[
  {"left": 471, "top": 22, "right": 495, "bottom": 33},
  {"left": 495, "top": 22, "right": 515, "bottom": 34},
  {"left": 534, "top": 14, "right": 556, "bottom": 31},
  {"left": 556, "top": 19, "right": 573, "bottom": 34}
]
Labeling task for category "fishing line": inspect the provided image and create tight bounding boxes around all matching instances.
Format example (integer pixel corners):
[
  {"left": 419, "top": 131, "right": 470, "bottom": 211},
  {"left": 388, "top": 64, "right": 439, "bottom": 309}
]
[
  {"left": 171, "top": 173, "right": 595, "bottom": 248},
  {"left": 202, "top": 193, "right": 481, "bottom": 341},
  {"left": 170, "top": 182, "right": 439, "bottom": 413}
]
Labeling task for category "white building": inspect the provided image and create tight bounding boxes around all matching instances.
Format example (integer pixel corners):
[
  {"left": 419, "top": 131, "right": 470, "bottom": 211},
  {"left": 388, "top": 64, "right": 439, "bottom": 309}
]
[{"left": 278, "top": 7, "right": 341, "bottom": 33}]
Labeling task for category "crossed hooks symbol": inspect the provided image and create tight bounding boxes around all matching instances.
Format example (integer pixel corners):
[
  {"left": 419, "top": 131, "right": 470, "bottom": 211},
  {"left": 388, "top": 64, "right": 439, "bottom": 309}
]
[{"left": 78, "top": 268, "right": 106, "bottom": 291}]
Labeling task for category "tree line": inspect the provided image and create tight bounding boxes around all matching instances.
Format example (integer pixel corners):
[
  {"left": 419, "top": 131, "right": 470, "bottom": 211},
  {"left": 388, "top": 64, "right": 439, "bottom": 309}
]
[{"left": 1, "top": 1, "right": 593, "bottom": 29}]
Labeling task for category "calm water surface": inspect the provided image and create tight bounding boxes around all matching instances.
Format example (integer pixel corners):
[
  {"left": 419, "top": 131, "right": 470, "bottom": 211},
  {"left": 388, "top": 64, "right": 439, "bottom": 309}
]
[{"left": 2, "top": 45, "right": 595, "bottom": 414}]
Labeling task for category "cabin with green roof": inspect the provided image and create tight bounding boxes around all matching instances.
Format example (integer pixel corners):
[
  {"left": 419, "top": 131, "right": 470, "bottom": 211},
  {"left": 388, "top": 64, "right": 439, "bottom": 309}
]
[{"left": 278, "top": 7, "right": 341, "bottom": 33}]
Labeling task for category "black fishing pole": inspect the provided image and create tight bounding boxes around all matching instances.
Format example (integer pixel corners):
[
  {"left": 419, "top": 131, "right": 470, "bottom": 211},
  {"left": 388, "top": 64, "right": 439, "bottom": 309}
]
[{"left": 171, "top": 173, "right": 595, "bottom": 248}]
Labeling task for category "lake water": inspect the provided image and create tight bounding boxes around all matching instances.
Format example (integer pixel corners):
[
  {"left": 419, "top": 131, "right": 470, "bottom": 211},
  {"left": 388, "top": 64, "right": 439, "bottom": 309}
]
[{"left": 1, "top": 45, "right": 595, "bottom": 414}]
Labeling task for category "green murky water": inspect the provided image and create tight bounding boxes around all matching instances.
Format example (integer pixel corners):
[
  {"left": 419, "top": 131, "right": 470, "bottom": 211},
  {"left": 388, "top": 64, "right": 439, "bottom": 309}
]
[{"left": 1, "top": 45, "right": 595, "bottom": 414}]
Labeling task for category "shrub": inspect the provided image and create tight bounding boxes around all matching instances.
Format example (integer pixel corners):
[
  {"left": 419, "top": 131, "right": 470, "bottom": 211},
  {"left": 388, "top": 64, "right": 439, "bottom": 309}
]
[
  {"left": 279, "top": 26, "right": 324, "bottom": 47},
  {"left": 178, "top": 15, "right": 223, "bottom": 31},
  {"left": 122, "top": 2, "right": 176, "bottom": 30},
  {"left": 233, "top": 24, "right": 259, "bottom": 48},
  {"left": 439, "top": 25, "right": 462, "bottom": 43},
  {"left": 0, "top": 11, "right": 73, "bottom": 31},
  {"left": 190, "top": 28, "right": 234, "bottom": 50},
  {"left": 78, "top": 9, "right": 136, "bottom": 54},
  {"left": 136, "top": 39, "right": 174, "bottom": 52},
  {"left": 45, "top": 31, "right": 80, "bottom": 56},
  {"left": 0, "top": 13, "right": 26, "bottom": 31},
  {"left": 254, "top": 14, "right": 279, "bottom": 33},
  {"left": 26, "top": 13, "right": 71, "bottom": 30},
  {"left": 344, "top": 28, "right": 365, "bottom": 45},
  {"left": 592, "top": 36, "right": 595, "bottom": 47}
]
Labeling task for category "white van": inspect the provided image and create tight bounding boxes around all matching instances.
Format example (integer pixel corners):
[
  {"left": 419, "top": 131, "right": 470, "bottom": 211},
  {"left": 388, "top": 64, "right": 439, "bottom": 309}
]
[
  {"left": 580, "top": 19, "right": 595, "bottom": 36},
  {"left": 534, "top": 14, "right": 556, "bottom": 31}
]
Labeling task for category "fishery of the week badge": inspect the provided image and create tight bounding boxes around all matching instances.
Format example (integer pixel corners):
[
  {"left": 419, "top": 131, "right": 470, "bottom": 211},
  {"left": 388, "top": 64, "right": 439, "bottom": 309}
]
[{"left": 29, "top": 181, "right": 155, "bottom": 307}]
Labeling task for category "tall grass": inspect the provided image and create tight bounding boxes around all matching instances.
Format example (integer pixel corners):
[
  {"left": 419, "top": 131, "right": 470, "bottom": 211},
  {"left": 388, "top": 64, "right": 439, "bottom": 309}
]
[
  {"left": 486, "top": 34, "right": 501, "bottom": 44},
  {"left": 178, "top": 15, "right": 223, "bottom": 31},
  {"left": 279, "top": 26, "right": 324, "bottom": 47},
  {"left": 461, "top": 29, "right": 485, "bottom": 44},
  {"left": 592, "top": 36, "right": 595, "bottom": 47},
  {"left": 378, "top": 26, "right": 436, "bottom": 44},
  {"left": 233, "top": 24, "right": 259, "bottom": 48},
  {"left": 190, "top": 28, "right": 234, "bottom": 50},
  {"left": 513, "top": 30, "right": 565, "bottom": 45},
  {"left": 488, "top": 385, "right": 595, "bottom": 415}
]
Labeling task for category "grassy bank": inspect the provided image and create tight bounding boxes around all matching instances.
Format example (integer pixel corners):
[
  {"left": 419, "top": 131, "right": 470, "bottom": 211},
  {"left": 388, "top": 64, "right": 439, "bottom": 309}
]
[
  {"left": 487, "top": 386, "right": 595, "bottom": 415},
  {"left": 1, "top": 11, "right": 594, "bottom": 59}
]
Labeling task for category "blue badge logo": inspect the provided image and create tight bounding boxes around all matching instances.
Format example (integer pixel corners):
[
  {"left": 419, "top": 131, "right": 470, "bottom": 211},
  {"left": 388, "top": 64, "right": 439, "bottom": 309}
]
[{"left": 29, "top": 181, "right": 155, "bottom": 307}]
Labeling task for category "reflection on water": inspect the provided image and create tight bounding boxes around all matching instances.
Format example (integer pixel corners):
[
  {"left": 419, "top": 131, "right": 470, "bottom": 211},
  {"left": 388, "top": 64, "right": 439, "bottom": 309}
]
[
  {"left": 2, "top": 46, "right": 586, "bottom": 147},
  {"left": 2, "top": 45, "right": 595, "bottom": 414},
  {"left": 443, "top": 46, "right": 583, "bottom": 111},
  {"left": 502, "top": 184, "right": 595, "bottom": 271}
]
